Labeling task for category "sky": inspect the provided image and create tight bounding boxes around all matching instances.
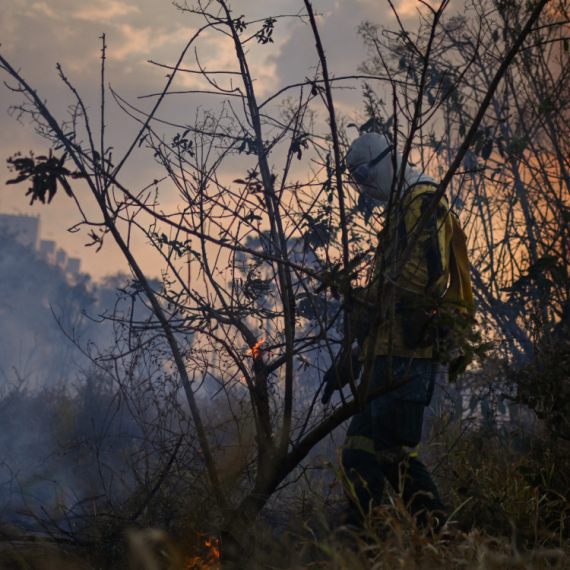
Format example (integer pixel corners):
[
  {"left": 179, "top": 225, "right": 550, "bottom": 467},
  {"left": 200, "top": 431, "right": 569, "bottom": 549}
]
[{"left": 0, "top": 0, "right": 436, "bottom": 281}]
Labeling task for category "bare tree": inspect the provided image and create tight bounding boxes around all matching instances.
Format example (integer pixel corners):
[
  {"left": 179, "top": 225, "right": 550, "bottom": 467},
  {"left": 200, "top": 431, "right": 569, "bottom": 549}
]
[
  {"left": 0, "top": 0, "right": 554, "bottom": 565},
  {"left": 359, "top": 0, "right": 570, "bottom": 360}
]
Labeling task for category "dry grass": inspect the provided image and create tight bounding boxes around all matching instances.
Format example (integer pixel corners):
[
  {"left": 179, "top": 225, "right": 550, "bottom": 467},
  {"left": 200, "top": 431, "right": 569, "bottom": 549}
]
[{"left": 2, "top": 407, "right": 570, "bottom": 569}]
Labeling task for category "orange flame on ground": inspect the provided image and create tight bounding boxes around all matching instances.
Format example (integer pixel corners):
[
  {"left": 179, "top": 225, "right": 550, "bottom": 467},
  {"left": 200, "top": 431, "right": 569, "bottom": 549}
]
[
  {"left": 246, "top": 338, "right": 266, "bottom": 360},
  {"left": 186, "top": 535, "right": 220, "bottom": 570}
]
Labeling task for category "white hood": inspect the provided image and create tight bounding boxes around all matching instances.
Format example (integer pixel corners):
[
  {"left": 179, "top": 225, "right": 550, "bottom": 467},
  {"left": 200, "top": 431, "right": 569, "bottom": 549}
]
[{"left": 345, "top": 133, "right": 437, "bottom": 203}]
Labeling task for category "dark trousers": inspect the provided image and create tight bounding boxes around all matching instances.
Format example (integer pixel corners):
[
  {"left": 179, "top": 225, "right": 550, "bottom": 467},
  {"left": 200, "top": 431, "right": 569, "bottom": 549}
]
[{"left": 341, "top": 356, "right": 446, "bottom": 531}]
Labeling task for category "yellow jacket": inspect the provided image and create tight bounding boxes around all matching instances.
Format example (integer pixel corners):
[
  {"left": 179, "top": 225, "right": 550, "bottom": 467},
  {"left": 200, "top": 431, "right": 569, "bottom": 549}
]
[{"left": 356, "top": 184, "right": 474, "bottom": 359}]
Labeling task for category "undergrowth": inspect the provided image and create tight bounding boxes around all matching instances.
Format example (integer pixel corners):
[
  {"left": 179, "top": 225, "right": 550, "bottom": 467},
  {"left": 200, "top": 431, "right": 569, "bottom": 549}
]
[{"left": 2, "top": 357, "right": 570, "bottom": 568}]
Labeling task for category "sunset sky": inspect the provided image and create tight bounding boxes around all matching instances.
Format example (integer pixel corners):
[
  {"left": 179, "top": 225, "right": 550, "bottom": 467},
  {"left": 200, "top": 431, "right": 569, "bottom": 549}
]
[{"left": 0, "top": 0, "right": 436, "bottom": 281}]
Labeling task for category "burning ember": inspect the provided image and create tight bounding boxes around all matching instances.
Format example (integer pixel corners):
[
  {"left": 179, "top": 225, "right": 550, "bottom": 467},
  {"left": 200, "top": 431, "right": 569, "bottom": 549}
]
[
  {"left": 246, "top": 338, "right": 266, "bottom": 360},
  {"left": 186, "top": 534, "right": 220, "bottom": 569}
]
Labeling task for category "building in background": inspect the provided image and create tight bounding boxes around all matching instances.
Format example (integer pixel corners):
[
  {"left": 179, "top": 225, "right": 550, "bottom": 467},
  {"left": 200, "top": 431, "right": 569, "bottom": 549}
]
[
  {"left": 38, "top": 238, "right": 55, "bottom": 262},
  {"left": 0, "top": 212, "right": 81, "bottom": 277},
  {"left": 0, "top": 213, "right": 40, "bottom": 249}
]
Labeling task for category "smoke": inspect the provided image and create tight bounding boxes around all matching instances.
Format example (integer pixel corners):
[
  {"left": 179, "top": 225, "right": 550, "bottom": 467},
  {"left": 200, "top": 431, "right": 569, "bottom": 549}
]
[
  {"left": 0, "top": 232, "right": 204, "bottom": 539},
  {"left": 0, "top": 229, "right": 114, "bottom": 385}
]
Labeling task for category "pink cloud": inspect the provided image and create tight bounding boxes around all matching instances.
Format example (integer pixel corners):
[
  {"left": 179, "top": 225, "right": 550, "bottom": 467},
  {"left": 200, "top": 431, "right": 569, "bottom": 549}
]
[{"left": 73, "top": 1, "right": 139, "bottom": 22}]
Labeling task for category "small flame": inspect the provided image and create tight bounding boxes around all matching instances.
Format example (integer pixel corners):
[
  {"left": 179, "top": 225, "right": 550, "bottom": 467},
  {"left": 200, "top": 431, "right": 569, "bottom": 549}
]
[
  {"left": 186, "top": 535, "right": 220, "bottom": 570},
  {"left": 246, "top": 338, "right": 266, "bottom": 360}
]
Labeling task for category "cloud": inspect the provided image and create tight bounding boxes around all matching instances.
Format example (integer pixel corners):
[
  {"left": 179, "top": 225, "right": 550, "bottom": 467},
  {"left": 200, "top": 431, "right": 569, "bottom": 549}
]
[
  {"left": 105, "top": 24, "right": 199, "bottom": 63},
  {"left": 264, "top": 0, "right": 381, "bottom": 102},
  {"left": 110, "top": 24, "right": 162, "bottom": 61},
  {"left": 0, "top": 0, "right": 439, "bottom": 280},
  {"left": 29, "top": 2, "right": 60, "bottom": 20},
  {"left": 392, "top": 0, "right": 442, "bottom": 18},
  {"left": 73, "top": 0, "right": 139, "bottom": 22},
  {"left": 171, "top": 29, "right": 280, "bottom": 96}
]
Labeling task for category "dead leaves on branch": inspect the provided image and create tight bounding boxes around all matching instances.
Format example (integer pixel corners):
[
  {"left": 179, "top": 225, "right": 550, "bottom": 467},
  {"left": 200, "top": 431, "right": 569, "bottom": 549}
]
[{"left": 6, "top": 150, "right": 86, "bottom": 205}]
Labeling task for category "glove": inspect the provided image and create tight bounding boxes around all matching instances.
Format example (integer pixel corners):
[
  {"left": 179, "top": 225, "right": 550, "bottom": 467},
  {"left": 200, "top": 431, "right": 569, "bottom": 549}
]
[{"left": 321, "top": 349, "right": 362, "bottom": 404}]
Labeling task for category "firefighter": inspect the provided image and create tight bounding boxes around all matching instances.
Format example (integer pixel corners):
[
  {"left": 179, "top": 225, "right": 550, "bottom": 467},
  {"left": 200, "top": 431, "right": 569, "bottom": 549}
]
[{"left": 326, "top": 133, "right": 474, "bottom": 532}]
